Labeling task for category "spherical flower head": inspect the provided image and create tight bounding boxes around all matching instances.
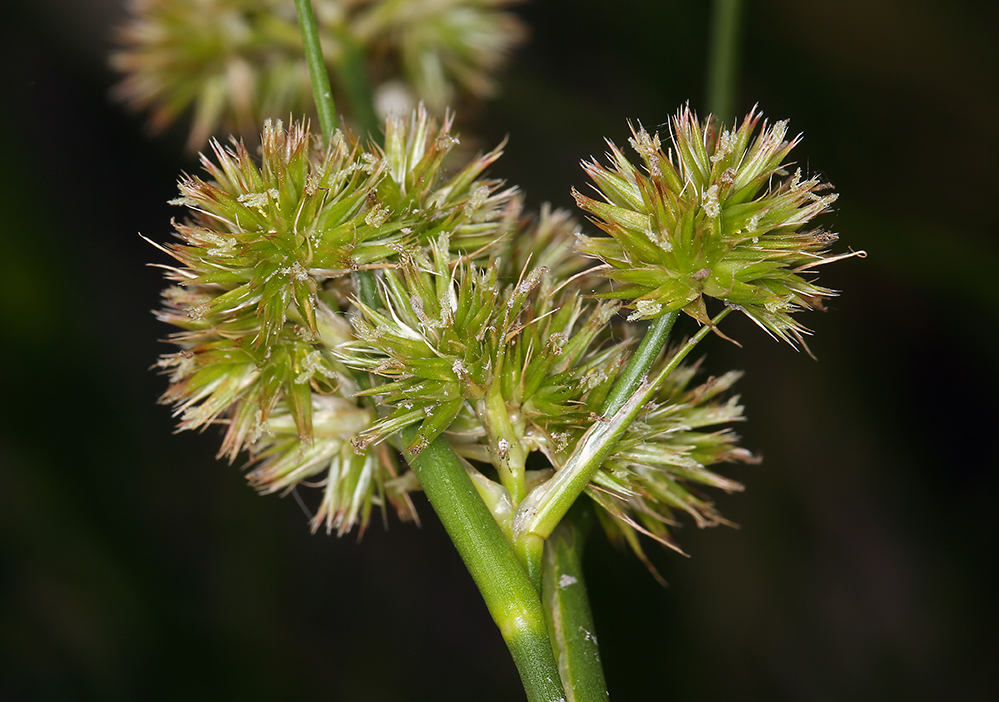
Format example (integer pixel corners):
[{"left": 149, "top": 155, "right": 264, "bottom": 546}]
[
  {"left": 337, "top": 233, "right": 623, "bottom": 458},
  {"left": 573, "top": 106, "right": 859, "bottom": 345},
  {"left": 152, "top": 112, "right": 520, "bottom": 534},
  {"left": 112, "top": 0, "right": 323, "bottom": 149},
  {"left": 355, "top": 0, "right": 527, "bottom": 114},
  {"left": 153, "top": 117, "right": 411, "bottom": 534}
]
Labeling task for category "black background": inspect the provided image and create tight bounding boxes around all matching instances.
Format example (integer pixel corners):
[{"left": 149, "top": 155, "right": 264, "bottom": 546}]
[{"left": 2, "top": 1, "right": 997, "bottom": 700}]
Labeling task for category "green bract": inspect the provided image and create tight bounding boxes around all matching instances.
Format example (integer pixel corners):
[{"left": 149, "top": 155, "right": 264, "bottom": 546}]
[{"left": 573, "top": 106, "right": 851, "bottom": 345}]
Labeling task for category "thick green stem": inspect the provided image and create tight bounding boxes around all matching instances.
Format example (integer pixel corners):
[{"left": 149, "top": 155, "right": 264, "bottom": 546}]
[
  {"left": 706, "top": 0, "right": 744, "bottom": 122},
  {"left": 542, "top": 502, "right": 608, "bottom": 702},
  {"left": 401, "top": 426, "right": 565, "bottom": 702},
  {"left": 294, "top": 0, "right": 338, "bottom": 139}
]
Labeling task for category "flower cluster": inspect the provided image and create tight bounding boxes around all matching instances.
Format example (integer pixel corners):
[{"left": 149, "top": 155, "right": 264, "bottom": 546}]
[
  {"left": 154, "top": 110, "right": 513, "bottom": 533},
  {"left": 336, "top": 232, "right": 624, "bottom": 459},
  {"left": 574, "top": 106, "right": 854, "bottom": 345},
  {"left": 112, "top": 0, "right": 525, "bottom": 148},
  {"left": 150, "top": 108, "right": 803, "bottom": 561}
]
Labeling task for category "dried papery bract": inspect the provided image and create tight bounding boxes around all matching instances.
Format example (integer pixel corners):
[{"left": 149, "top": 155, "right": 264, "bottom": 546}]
[{"left": 574, "top": 106, "right": 861, "bottom": 346}]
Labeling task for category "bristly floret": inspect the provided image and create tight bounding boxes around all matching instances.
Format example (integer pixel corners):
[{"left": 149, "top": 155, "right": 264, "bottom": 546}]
[
  {"left": 152, "top": 113, "right": 528, "bottom": 537},
  {"left": 337, "top": 233, "right": 624, "bottom": 458},
  {"left": 573, "top": 105, "right": 859, "bottom": 345},
  {"left": 156, "top": 118, "right": 392, "bottom": 452},
  {"left": 375, "top": 105, "right": 522, "bottom": 257}
]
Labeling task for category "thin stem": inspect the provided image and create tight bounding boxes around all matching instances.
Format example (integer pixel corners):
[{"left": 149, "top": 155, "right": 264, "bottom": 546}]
[
  {"left": 514, "top": 309, "right": 731, "bottom": 542},
  {"left": 602, "top": 312, "right": 677, "bottom": 417},
  {"left": 294, "top": 0, "right": 338, "bottom": 138},
  {"left": 401, "top": 426, "right": 566, "bottom": 702},
  {"left": 542, "top": 502, "right": 608, "bottom": 702},
  {"left": 484, "top": 386, "right": 528, "bottom": 505},
  {"left": 706, "top": 0, "right": 744, "bottom": 122}
]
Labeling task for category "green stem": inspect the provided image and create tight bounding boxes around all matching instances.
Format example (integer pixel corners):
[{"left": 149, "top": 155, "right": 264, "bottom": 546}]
[
  {"left": 294, "top": 0, "right": 338, "bottom": 138},
  {"left": 509, "top": 312, "right": 677, "bottom": 549},
  {"left": 542, "top": 502, "right": 608, "bottom": 702},
  {"left": 332, "top": 29, "right": 380, "bottom": 141},
  {"left": 602, "top": 312, "right": 677, "bottom": 417},
  {"left": 706, "top": 0, "right": 744, "bottom": 122},
  {"left": 515, "top": 309, "right": 730, "bottom": 542},
  {"left": 484, "top": 386, "right": 528, "bottom": 506},
  {"left": 401, "top": 426, "right": 565, "bottom": 702}
]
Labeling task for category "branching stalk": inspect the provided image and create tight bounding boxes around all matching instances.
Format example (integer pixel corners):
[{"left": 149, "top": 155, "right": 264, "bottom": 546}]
[{"left": 514, "top": 309, "right": 731, "bottom": 542}]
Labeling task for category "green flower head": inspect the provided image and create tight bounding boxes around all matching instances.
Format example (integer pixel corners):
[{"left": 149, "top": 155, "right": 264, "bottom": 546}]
[
  {"left": 337, "top": 232, "right": 623, "bottom": 458},
  {"left": 151, "top": 113, "right": 521, "bottom": 535},
  {"left": 573, "top": 106, "right": 861, "bottom": 345}
]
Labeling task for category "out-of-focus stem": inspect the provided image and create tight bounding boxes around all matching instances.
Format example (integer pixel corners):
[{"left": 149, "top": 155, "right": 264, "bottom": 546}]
[
  {"left": 332, "top": 29, "right": 379, "bottom": 140},
  {"left": 293, "top": 0, "right": 338, "bottom": 139},
  {"left": 706, "top": 0, "right": 744, "bottom": 122}
]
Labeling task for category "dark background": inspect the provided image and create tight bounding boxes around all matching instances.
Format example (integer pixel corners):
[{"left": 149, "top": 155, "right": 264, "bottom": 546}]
[{"left": 2, "top": 1, "right": 996, "bottom": 700}]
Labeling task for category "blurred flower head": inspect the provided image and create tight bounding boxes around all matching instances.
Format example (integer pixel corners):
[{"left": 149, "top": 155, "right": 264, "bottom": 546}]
[
  {"left": 355, "top": 0, "right": 526, "bottom": 113},
  {"left": 574, "top": 106, "right": 860, "bottom": 345},
  {"left": 112, "top": 0, "right": 525, "bottom": 148}
]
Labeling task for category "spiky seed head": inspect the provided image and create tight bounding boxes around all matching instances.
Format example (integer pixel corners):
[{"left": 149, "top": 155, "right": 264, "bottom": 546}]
[
  {"left": 574, "top": 105, "right": 861, "bottom": 345},
  {"left": 336, "top": 232, "right": 626, "bottom": 458},
  {"left": 152, "top": 111, "right": 522, "bottom": 536},
  {"left": 153, "top": 117, "right": 411, "bottom": 534},
  {"left": 375, "top": 105, "right": 522, "bottom": 256}
]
